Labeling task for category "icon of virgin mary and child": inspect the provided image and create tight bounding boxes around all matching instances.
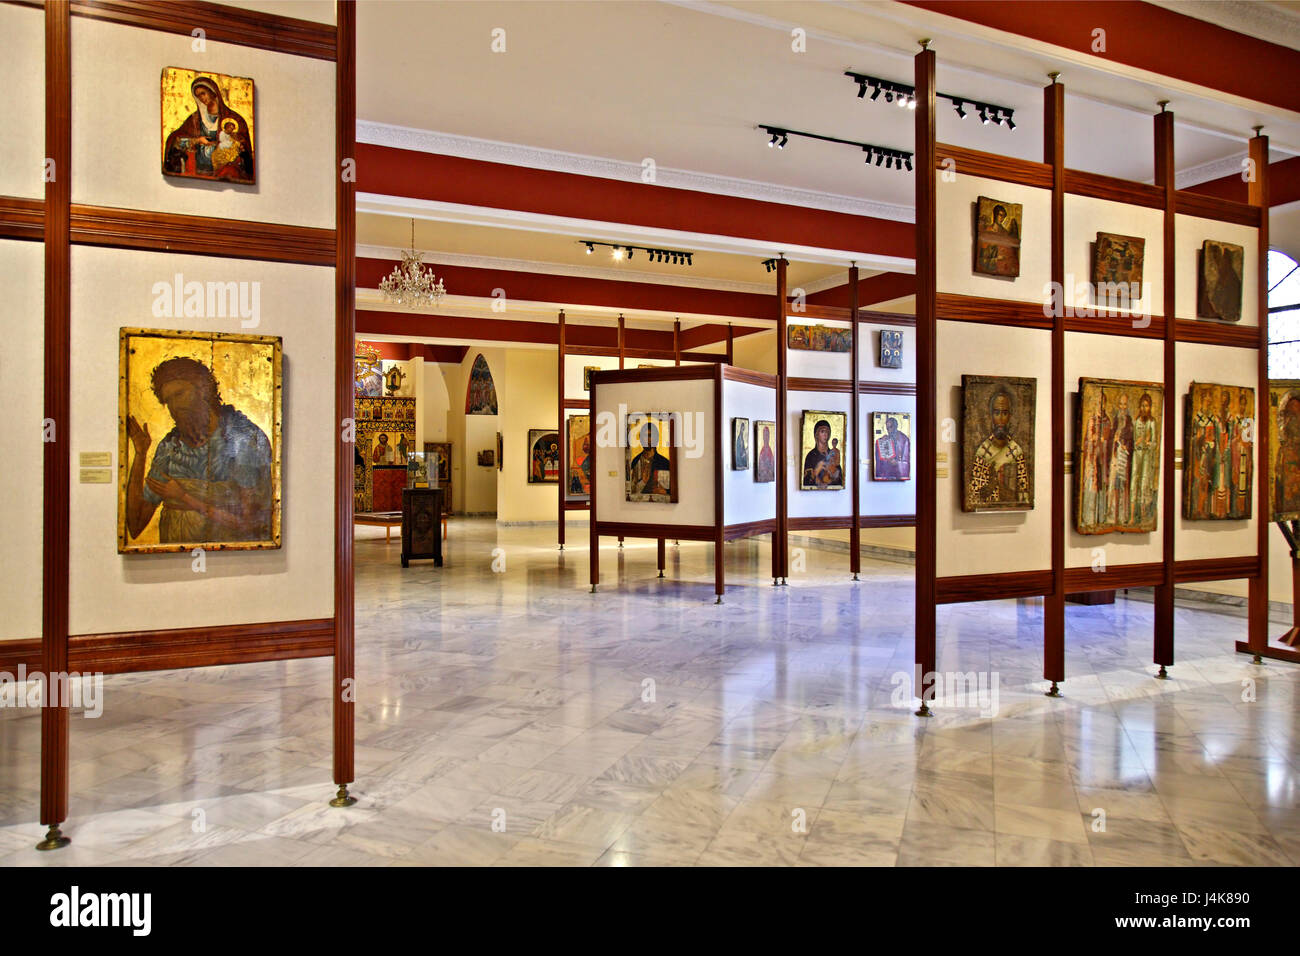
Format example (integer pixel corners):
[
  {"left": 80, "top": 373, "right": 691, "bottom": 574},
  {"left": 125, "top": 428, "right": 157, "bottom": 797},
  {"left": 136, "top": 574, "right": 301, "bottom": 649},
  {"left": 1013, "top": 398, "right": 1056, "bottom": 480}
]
[{"left": 163, "top": 75, "right": 255, "bottom": 184}]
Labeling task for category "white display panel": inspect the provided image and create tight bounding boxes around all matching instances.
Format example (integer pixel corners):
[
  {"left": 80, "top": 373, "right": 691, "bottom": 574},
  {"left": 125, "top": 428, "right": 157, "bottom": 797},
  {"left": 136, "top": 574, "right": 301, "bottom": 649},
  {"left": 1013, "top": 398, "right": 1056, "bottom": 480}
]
[
  {"left": 1064, "top": 332, "right": 1165, "bottom": 568},
  {"left": 592, "top": 376, "right": 716, "bottom": 528},
  {"left": 1173, "top": 214, "right": 1260, "bottom": 326},
  {"left": 786, "top": 389, "right": 853, "bottom": 521},
  {"left": 0, "top": 240, "right": 45, "bottom": 642},
  {"left": 721, "top": 379, "right": 777, "bottom": 527},
  {"left": 1062, "top": 193, "right": 1165, "bottom": 318},
  {"left": 786, "top": 316, "right": 852, "bottom": 380},
  {"left": 70, "top": 17, "right": 336, "bottom": 228},
  {"left": 936, "top": 171, "right": 1052, "bottom": 305},
  {"left": 857, "top": 322, "right": 916, "bottom": 385},
  {"left": 1174, "top": 342, "right": 1258, "bottom": 560},
  {"left": 563, "top": 352, "right": 620, "bottom": 402},
  {"left": 0, "top": 4, "right": 45, "bottom": 201},
  {"left": 936, "top": 321, "right": 1052, "bottom": 577},
  {"left": 67, "top": 246, "right": 335, "bottom": 634},
  {"left": 860, "top": 395, "right": 918, "bottom": 517}
]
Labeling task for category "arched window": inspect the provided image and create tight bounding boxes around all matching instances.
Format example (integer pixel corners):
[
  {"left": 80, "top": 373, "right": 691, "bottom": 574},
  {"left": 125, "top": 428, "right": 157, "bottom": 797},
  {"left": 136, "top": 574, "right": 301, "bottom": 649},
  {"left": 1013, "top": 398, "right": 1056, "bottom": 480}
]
[{"left": 1268, "top": 249, "right": 1300, "bottom": 377}]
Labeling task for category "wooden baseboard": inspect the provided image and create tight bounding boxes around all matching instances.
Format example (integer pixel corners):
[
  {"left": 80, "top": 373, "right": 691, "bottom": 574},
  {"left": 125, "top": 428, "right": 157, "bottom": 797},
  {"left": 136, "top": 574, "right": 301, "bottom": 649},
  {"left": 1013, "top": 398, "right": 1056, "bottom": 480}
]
[{"left": 0, "top": 619, "right": 335, "bottom": 675}]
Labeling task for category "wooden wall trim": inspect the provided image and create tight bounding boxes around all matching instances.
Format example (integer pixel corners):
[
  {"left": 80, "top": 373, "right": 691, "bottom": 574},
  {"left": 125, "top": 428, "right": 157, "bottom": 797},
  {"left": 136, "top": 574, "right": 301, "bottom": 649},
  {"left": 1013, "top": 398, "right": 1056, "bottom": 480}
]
[
  {"left": 935, "top": 570, "right": 1054, "bottom": 604},
  {"left": 859, "top": 514, "right": 916, "bottom": 528},
  {"left": 936, "top": 293, "right": 1053, "bottom": 330},
  {"left": 859, "top": 381, "right": 917, "bottom": 396},
  {"left": 678, "top": 350, "right": 728, "bottom": 363},
  {"left": 1063, "top": 562, "right": 1165, "bottom": 593},
  {"left": 590, "top": 365, "right": 714, "bottom": 386},
  {"left": 712, "top": 364, "right": 725, "bottom": 597},
  {"left": 69, "top": 0, "right": 337, "bottom": 61},
  {"left": 856, "top": 309, "right": 917, "bottom": 327},
  {"left": 67, "top": 619, "right": 334, "bottom": 674},
  {"left": 333, "top": 0, "right": 356, "bottom": 796},
  {"left": 561, "top": 397, "right": 588, "bottom": 409},
  {"left": 721, "top": 366, "right": 777, "bottom": 388},
  {"left": 1175, "top": 555, "right": 1260, "bottom": 584},
  {"left": 69, "top": 204, "right": 336, "bottom": 266},
  {"left": 788, "top": 515, "right": 852, "bottom": 531},
  {"left": 42, "top": 0, "right": 72, "bottom": 837},
  {"left": 1173, "top": 319, "right": 1260, "bottom": 349},
  {"left": 594, "top": 521, "right": 715, "bottom": 541},
  {"left": 723, "top": 519, "right": 776, "bottom": 541},
  {"left": 1063, "top": 168, "right": 1164, "bottom": 209},
  {"left": 0, "top": 195, "right": 44, "bottom": 241},
  {"left": 1064, "top": 311, "right": 1166, "bottom": 339},
  {"left": 0, "top": 639, "right": 42, "bottom": 673},
  {"left": 934, "top": 142, "right": 1053, "bottom": 189},
  {"left": 789, "top": 303, "right": 852, "bottom": 322},
  {"left": 1174, "top": 191, "right": 1261, "bottom": 228},
  {"left": 788, "top": 377, "right": 853, "bottom": 393}
]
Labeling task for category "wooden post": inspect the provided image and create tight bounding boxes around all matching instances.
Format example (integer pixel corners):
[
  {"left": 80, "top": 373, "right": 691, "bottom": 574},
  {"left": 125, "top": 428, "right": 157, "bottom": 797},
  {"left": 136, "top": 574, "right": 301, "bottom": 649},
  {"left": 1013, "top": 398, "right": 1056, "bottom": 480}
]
[
  {"left": 1247, "top": 131, "right": 1271, "bottom": 659},
  {"left": 557, "top": 310, "right": 566, "bottom": 551},
  {"left": 775, "top": 258, "right": 789, "bottom": 584},
  {"left": 714, "top": 364, "right": 725, "bottom": 602},
  {"left": 589, "top": 377, "right": 599, "bottom": 592},
  {"left": 330, "top": 0, "right": 358, "bottom": 810},
  {"left": 726, "top": 323, "right": 734, "bottom": 366},
  {"left": 849, "top": 265, "right": 861, "bottom": 580},
  {"left": 37, "top": 0, "right": 72, "bottom": 851},
  {"left": 913, "top": 43, "right": 937, "bottom": 716},
  {"left": 657, "top": 538, "right": 666, "bottom": 577},
  {"left": 618, "top": 313, "right": 625, "bottom": 369},
  {"left": 674, "top": 319, "right": 681, "bottom": 366},
  {"left": 1153, "top": 106, "right": 1177, "bottom": 678},
  {"left": 1044, "top": 77, "right": 1066, "bottom": 696}
]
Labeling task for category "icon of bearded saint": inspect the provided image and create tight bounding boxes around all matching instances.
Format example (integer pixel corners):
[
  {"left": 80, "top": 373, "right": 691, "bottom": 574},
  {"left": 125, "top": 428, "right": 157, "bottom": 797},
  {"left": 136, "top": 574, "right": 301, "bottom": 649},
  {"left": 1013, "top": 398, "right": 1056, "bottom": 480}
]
[{"left": 163, "top": 75, "right": 255, "bottom": 184}]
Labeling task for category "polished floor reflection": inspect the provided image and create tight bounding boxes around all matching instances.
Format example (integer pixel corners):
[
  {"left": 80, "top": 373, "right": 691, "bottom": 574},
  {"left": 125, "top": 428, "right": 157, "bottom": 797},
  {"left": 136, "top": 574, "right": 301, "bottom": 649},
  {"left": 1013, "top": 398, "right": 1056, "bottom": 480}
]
[{"left": 1, "top": 519, "right": 1297, "bottom": 866}]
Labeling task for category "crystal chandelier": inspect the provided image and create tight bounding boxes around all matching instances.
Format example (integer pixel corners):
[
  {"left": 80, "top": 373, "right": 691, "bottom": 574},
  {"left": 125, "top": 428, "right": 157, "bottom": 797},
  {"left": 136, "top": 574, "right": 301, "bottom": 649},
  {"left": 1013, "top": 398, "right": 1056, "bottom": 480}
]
[{"left": 379, "top": 219, "right": 446, "bottom": 307}]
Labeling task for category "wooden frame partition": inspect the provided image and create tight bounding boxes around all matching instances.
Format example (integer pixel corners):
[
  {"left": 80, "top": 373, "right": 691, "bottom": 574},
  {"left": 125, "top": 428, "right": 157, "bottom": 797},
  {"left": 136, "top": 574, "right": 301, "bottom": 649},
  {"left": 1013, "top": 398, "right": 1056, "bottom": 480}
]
[
  {"left": 6, "top": 0, "right": 357, "bottom": 848},
  {"left": 588, "top": 364, "right": 778, "bottom": 601},
  {"left": 914, "top": 45, "right": 1286, "bottom": 715}
]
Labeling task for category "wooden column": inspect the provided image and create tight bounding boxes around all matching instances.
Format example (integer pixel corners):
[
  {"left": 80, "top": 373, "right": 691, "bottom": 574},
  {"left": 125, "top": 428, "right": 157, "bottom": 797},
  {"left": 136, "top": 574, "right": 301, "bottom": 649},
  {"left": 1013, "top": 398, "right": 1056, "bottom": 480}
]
[
  {"left": 674, "top": 319, "right": 681, "bottom": 365},
  {"left": 1247, "top": 131, "right": 1271, "bottom": 657},
  {"left": 726, "top": 324, "right": 734, "bottom": 366},
  {"left": 775, "top": 258, "right": 789, "bottom": 583},
  {"left": 1153, "top": 107, "right": 1177, "bottom": 676},
  {"left": 330, "top": 0, "right": 357, "bottom": 808},
  {"left": 913, "top": 44, "right": 937, "bottom": 715},
  {"left": 1044, "top": 78, "right": 1066, "bottom": 695},
  {"left": 589, "top": 377, "right": 599, "bottom": 591},
  {"left": 617, "top": 313, "right": 625, "bottom": 369},
  {"left": 714, "top": 365, "right": 725, "bottom": 602},
  {"left": 849, "top": 265, "right": 861, "bottom": 580},
  {"left": 557, "top": 310, "right": 566, "bottom": 550},
  {"left": 37, "top": 0, "right": 72, "bottom": 851}
]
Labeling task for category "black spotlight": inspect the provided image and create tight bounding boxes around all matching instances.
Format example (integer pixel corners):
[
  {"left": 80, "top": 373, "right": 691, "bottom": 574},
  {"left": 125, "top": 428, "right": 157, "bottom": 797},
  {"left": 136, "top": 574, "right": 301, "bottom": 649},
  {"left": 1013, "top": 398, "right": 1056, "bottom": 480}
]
[
  {"left": 1005, "top": 112, "right": 1016, "bottom": 131},
  {"left": 954, "top": 100, "right": 967, "bottom": 119},
  {"left": 905, "top": 156, "right": 913, "bottom": 171}
]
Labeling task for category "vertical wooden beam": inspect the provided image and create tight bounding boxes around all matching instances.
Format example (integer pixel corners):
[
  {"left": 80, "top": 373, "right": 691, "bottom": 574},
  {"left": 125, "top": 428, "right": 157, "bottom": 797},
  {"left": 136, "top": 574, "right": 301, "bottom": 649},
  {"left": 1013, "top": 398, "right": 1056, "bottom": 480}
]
[
  {"left": 1248, "top": 131, "right": 1271, "bottom": 657},
  {"left": 1153, "top": 107, "right": 1177, "bottom": 676},
  {"left": 37, "top": 0, "right": 72, "bottom": 851},
  {"left": 726, "top": 323, "right": 734, "bottom": 366},
  {"left": 775, "top": 257, "right": 789, "bottom": 583},
  {"left": 589, "top": 377, "right": 599, "bottom": 592},
  {"left": 330, "top": 0, "right": 357, "bottom": 809},
  {"left": 617, "top": 313, "right": 625, "bottom": 369},
  {"left": 1044, "top": 78, "right": 1066, "bottom": 695},
  {"left": 557, "top": 310, "right": 566, "bottom": 551},
  {"left": 714, "top": 364, "right": 725, "bottom": 602},
  {"left": 849, "top": 265, "right": 861, "bottom": 580},
  {"left": 673, "top": 319, "right": 681, "bottom": 366},
  {"left": 913, "top": 44, "right": 937, "bottom": 715}
]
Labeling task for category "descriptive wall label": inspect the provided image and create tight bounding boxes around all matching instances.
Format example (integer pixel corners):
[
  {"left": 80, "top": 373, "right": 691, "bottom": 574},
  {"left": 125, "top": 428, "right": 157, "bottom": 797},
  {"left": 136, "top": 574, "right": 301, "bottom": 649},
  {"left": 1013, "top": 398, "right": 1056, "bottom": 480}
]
[
  {"left": 79, "top": 452, "right": 111, "bottom": 468},
  {"left": 936, "top": 452, "right": 948, "bottom": 464},
  {"left": 936, "top": 467, "right": 949, "bottom": 479},
  {"left": 79, "top": 468, "right": 112, "bottom": 484}
]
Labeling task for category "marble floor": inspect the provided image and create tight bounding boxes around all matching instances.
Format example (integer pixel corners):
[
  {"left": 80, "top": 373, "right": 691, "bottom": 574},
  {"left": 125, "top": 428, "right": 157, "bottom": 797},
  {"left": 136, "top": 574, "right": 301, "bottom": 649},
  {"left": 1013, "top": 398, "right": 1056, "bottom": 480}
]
[{"left": 1, "top": 519, "right": 1297, "bottom": 867}]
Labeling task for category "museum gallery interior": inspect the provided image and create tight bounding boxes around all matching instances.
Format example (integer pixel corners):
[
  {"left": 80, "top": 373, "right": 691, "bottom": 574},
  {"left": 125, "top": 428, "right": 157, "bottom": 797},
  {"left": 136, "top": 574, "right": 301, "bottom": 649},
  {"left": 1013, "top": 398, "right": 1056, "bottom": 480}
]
[{"left": 1, "top": 0, "right": 1300, "bottom": 872}]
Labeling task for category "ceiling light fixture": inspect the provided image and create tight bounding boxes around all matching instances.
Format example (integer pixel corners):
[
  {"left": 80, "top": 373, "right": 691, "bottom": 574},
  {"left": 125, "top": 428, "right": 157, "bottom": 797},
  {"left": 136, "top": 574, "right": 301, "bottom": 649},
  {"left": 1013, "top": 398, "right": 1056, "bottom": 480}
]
[
  {"left": 762, "top": 258, "right": 778, "bottom": 273},
  {"left": 758, "top": 125, "right": 913, "bottom": 174},
  {"left": 845, "top": 71, "right": 1015, "bottom": 132},
  {"left": 580, "top": 241, "right": 694, "bottom": 267},
  {"left": 379, "top": 218, "right": 447, "bottom": 308}
]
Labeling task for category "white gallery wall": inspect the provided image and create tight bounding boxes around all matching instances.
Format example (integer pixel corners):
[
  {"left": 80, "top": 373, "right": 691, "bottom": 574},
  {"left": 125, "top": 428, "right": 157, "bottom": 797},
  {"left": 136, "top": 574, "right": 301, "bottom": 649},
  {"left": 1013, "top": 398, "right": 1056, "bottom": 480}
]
[{"left": 721, "top": 378, "right": 777, "bottom": 527}]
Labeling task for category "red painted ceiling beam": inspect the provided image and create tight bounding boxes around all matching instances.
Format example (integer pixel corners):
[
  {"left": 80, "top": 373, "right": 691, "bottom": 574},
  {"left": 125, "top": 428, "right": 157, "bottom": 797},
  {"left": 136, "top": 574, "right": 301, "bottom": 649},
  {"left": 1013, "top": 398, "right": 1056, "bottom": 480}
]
[
  {"left": 1184, "top": 155, "right": 1300, "bottom": 207},
  {"left": 360, "top": 340, "right": 470, "bottom": 364},
  {"left": 902, "top": 1, "right": 1300, "bottom": 115},
  {"left": 360, "top": 256, "right": 774, "bottom": 320},
  {"left": 807, "top": 271, "right": 916, "bottom": 308},
  {"left": 358, "top": 143, "right": 914, "bottom": 260}
]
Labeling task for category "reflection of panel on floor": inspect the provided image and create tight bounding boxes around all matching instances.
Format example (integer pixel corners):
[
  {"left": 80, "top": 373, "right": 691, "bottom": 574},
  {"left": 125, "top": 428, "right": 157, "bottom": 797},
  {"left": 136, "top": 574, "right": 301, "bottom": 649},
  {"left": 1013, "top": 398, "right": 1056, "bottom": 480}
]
[{"left": 372, "top": 465, "right": 407, "bottom": 512}]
